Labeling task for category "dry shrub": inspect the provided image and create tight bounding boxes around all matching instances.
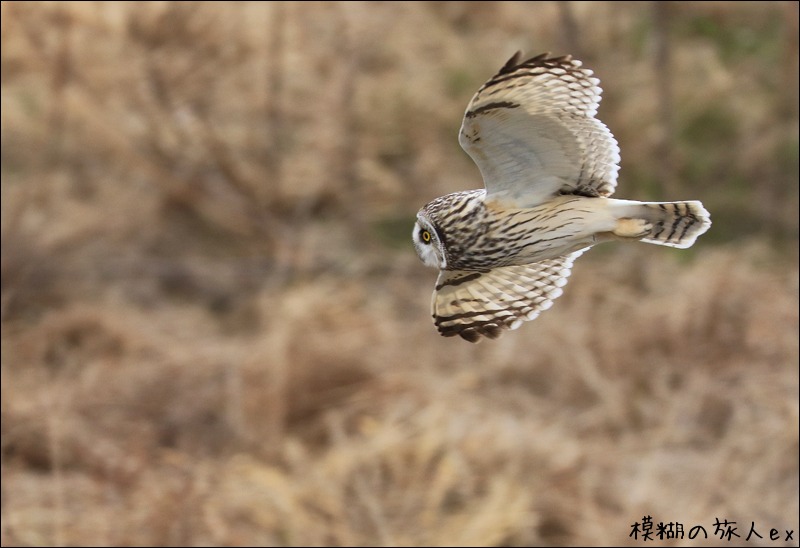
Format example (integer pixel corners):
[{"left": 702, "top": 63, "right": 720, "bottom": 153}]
[
  {"left": 3, "top": 217, "right": 797, "bottom": 545},
  {"left": 2, "top": 2, "right": 798, "bottom": 546},
  {"left": 6, "top": 244, "right": 796, "bottom": 546}
]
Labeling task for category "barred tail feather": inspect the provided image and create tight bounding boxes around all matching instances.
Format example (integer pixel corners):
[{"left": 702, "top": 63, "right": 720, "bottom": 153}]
[{"left": 632, "top": 201, "right": 711, "bottom": 249}]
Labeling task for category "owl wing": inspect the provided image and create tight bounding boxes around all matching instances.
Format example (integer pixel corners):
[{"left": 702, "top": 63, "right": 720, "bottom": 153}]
[
  {"left": 459, "top": 52, "right": 620, "bottom": 208},
  {"left": 431, "top": 248, "right": 586, "bottom": 342}
]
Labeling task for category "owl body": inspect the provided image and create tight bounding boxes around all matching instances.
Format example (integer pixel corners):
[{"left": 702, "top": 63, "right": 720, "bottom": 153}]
[
  {"left": 413, "top": 51, "right": 711, "bottom": 342},
  {"left": 415, "top": 190, "right": 618, "bottom": 270}
]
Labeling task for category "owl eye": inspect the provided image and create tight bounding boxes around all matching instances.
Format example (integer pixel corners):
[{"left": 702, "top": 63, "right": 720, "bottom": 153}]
[{"left": 421, "top": 229, "right": 432, "bottom": 243}]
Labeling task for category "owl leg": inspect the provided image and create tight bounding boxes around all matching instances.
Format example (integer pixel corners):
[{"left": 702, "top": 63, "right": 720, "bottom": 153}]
[{"left": 612, "top": 218, "right": 653, "bottom": 239}]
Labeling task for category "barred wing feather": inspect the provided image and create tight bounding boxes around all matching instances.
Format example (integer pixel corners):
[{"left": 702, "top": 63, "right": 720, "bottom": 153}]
[
  {"left": 432, "top": 249, "right": 586, "bottom": 342},
  {"left": 459, "top": 52, "right": 621, "bottom": 208}
]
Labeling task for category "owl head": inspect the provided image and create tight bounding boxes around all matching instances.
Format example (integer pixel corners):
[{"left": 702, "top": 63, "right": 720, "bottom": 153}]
[{"left": 412, "top": 213, "right": 447, "bottom": 269}]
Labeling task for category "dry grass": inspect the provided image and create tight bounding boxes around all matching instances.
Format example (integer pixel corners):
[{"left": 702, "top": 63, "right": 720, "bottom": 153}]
[
  {"left": 2, "top": 2, "right": 798, "bottom": 546},
  {"left": 2, "top": 244, "right": 797, "bottom": 546}
]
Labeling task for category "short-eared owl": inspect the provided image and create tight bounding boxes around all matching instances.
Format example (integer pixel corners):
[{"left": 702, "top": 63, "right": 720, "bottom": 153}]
[{"left": 413, "top": 52, "right": 711, "bottom": 342}]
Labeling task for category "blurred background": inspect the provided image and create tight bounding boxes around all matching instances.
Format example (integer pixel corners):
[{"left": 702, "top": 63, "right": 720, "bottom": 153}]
[{"left": 1, "top": 1, "right": 798, "bottom": 546}]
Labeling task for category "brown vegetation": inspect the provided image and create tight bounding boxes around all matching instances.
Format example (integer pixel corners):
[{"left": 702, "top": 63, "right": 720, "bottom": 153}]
[{"left": 1, "top": 2, "right": 798, "bottom": 546}]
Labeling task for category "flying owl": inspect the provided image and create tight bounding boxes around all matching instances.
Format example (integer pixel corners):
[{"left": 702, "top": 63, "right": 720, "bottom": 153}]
[{"left": 412, "top": 51, "right": 711, "bottom": 343}]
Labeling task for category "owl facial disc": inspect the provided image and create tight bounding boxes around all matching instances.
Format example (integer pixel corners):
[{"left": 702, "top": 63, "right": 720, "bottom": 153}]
[{"left": 412, "top": 215, "right": 446, "bottom": 269}]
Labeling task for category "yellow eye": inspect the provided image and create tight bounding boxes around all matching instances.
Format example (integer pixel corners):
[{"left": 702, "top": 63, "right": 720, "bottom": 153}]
[{"left": 421, "top": 230, "right": 432, "bottom": 243}]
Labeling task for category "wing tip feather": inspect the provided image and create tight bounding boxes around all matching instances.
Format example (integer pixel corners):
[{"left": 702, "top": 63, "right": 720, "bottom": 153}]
[{"left": 498, "top": 51, "right": 577, "bottom": 76}]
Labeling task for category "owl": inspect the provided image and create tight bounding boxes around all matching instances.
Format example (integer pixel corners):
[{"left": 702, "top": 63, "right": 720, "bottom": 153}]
[{"left": 412, "top": 51, "right": 711, "bottom": 342}]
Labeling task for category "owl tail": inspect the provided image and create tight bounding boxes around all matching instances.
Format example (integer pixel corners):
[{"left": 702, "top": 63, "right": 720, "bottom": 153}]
[{"left": 613, "top": 201, "right": 711, "bottom": 249}]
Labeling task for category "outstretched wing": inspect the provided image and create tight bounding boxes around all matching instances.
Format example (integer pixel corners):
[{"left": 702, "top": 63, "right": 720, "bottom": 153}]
[
  {"left": 459, "top": 52, "right": 620, "bottom": 208},
  {"left": 431, "top": 249, "right": 586, "bottom": 342}
]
